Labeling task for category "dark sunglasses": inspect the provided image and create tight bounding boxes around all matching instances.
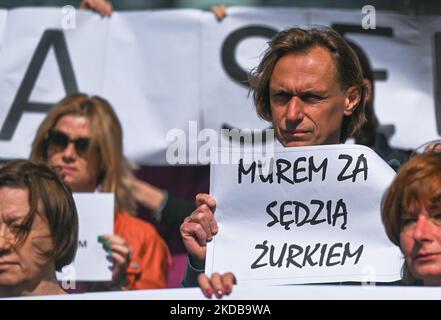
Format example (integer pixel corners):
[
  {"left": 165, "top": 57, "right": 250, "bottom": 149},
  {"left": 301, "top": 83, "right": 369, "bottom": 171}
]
[{"left": 47, "top": 130, "right": 91, "bottom": 156}]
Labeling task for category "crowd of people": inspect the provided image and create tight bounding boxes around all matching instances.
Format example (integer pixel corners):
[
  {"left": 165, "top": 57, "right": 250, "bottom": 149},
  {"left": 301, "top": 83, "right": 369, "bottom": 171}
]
[{"left": 0, "top": 0, "right": 441, "bottom": 298}]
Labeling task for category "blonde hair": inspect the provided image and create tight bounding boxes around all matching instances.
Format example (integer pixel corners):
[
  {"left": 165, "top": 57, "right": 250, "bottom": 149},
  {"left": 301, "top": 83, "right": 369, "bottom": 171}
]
[{"left": 30, "top": 93, "right": 136, "bottom": 214}]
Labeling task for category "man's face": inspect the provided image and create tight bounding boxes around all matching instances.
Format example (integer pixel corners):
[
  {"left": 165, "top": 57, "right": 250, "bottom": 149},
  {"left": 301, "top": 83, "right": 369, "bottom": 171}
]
[
  {"left": 0, "top": 188, "right": 54, "bottom": 291},
  {"left": 269, "top": 46, "right": 359, "bottom": 147},
  {"left": 47, "top": 115, "right": 99, "bottom": 192}
]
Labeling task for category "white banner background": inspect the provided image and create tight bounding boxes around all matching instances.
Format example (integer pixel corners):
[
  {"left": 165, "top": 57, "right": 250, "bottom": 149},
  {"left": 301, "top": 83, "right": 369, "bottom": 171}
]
[
  {"left": 206, "top": 144, "right": 402, "bottom": 285},
  {"left": 0, "top": 7, "right": 439, "bottom": 164}
]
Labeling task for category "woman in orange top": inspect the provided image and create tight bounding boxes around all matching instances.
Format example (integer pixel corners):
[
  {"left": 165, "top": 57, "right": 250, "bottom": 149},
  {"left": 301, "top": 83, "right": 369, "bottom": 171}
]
[{"left": 30, "top": 93, "right": 171, "bottom": 290}]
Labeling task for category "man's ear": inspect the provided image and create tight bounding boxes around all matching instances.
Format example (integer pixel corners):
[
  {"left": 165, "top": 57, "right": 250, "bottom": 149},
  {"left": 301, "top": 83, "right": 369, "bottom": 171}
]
[
  {"left": 363, "top": 79, "right": 372, "bottom": 107},
  {"left": 344, "top": 85, "right": 362, "bottom": 116}
]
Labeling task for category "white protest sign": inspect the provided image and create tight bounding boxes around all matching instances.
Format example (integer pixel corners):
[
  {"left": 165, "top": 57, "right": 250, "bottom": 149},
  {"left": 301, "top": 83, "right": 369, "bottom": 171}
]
[
  {"left": 9, "top": 284, "right": 441, "bottom": 300},
  {"left": 57, "top": 193, "right": 114, "bottom": 282},
  {"left": 206, "top": 144, "right": 402, "bottom": 285}
]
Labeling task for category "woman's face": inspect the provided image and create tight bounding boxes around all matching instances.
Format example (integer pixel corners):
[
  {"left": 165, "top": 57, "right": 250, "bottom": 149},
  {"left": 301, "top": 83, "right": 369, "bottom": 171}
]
[
  {"left": 47, "top": 114, "right": 100, "bottom": 192},
  {"left": 400, "top": 203, "right": 441, "bottom": 285},
  {"left": 0, "top": 188, "right": 54, "bottom": 289}
]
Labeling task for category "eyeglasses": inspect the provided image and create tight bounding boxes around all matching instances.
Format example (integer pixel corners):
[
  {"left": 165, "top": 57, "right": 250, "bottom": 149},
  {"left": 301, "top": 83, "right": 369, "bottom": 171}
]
[
  {"left": 47, "top": 130, "right": 91, "bottom": 156},
  {"left": 411, "top": 139, "right": 441, "bottom": 157}
]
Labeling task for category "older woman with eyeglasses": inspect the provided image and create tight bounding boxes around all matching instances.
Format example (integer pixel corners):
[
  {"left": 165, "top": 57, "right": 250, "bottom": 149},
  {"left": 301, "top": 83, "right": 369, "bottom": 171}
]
[
  {"left": 0, "top": 160, "right": 78, "bottom": 297},
  {"left": 30, "top": 93, "right": 171, "bottom": 291}
]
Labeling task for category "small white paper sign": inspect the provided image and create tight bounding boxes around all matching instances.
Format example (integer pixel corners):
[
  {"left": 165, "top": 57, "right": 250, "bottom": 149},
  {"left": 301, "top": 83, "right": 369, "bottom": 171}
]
[
  {"left": 206, "top": 144, "right": 402, "bottom": 285},
  {"left": 57, "top": 193, "right": 114, "bottom": 282}
]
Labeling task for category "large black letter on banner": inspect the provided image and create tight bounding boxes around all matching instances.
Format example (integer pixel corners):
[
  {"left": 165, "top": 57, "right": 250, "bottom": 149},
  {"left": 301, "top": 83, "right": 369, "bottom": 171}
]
[
  {"left": 0, "top": 29, "right": 78, "bottom": 141},
  {"left": 434, "top": 32, "right": 441, "bottom": 135},
  {"left": 331, "top": 24, "right": 393, "bottom": 81},
  {"left": 221, "top": 26, "right": 277, "bottom": 87}
]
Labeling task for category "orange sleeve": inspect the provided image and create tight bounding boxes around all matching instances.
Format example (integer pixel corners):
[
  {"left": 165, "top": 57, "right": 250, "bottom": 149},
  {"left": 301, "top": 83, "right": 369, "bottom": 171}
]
[
  {"left": 115, "top": 212, "right": 172, "bottom": 291},
  {"left": 127, "top": 228, "right": 172, "bottom": 290}
]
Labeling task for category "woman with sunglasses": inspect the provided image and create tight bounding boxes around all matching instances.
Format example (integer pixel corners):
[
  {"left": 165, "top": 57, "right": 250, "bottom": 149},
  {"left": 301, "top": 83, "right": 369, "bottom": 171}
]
[{"left": 29, "top": 93, "right": 171, "bottom": 291}]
